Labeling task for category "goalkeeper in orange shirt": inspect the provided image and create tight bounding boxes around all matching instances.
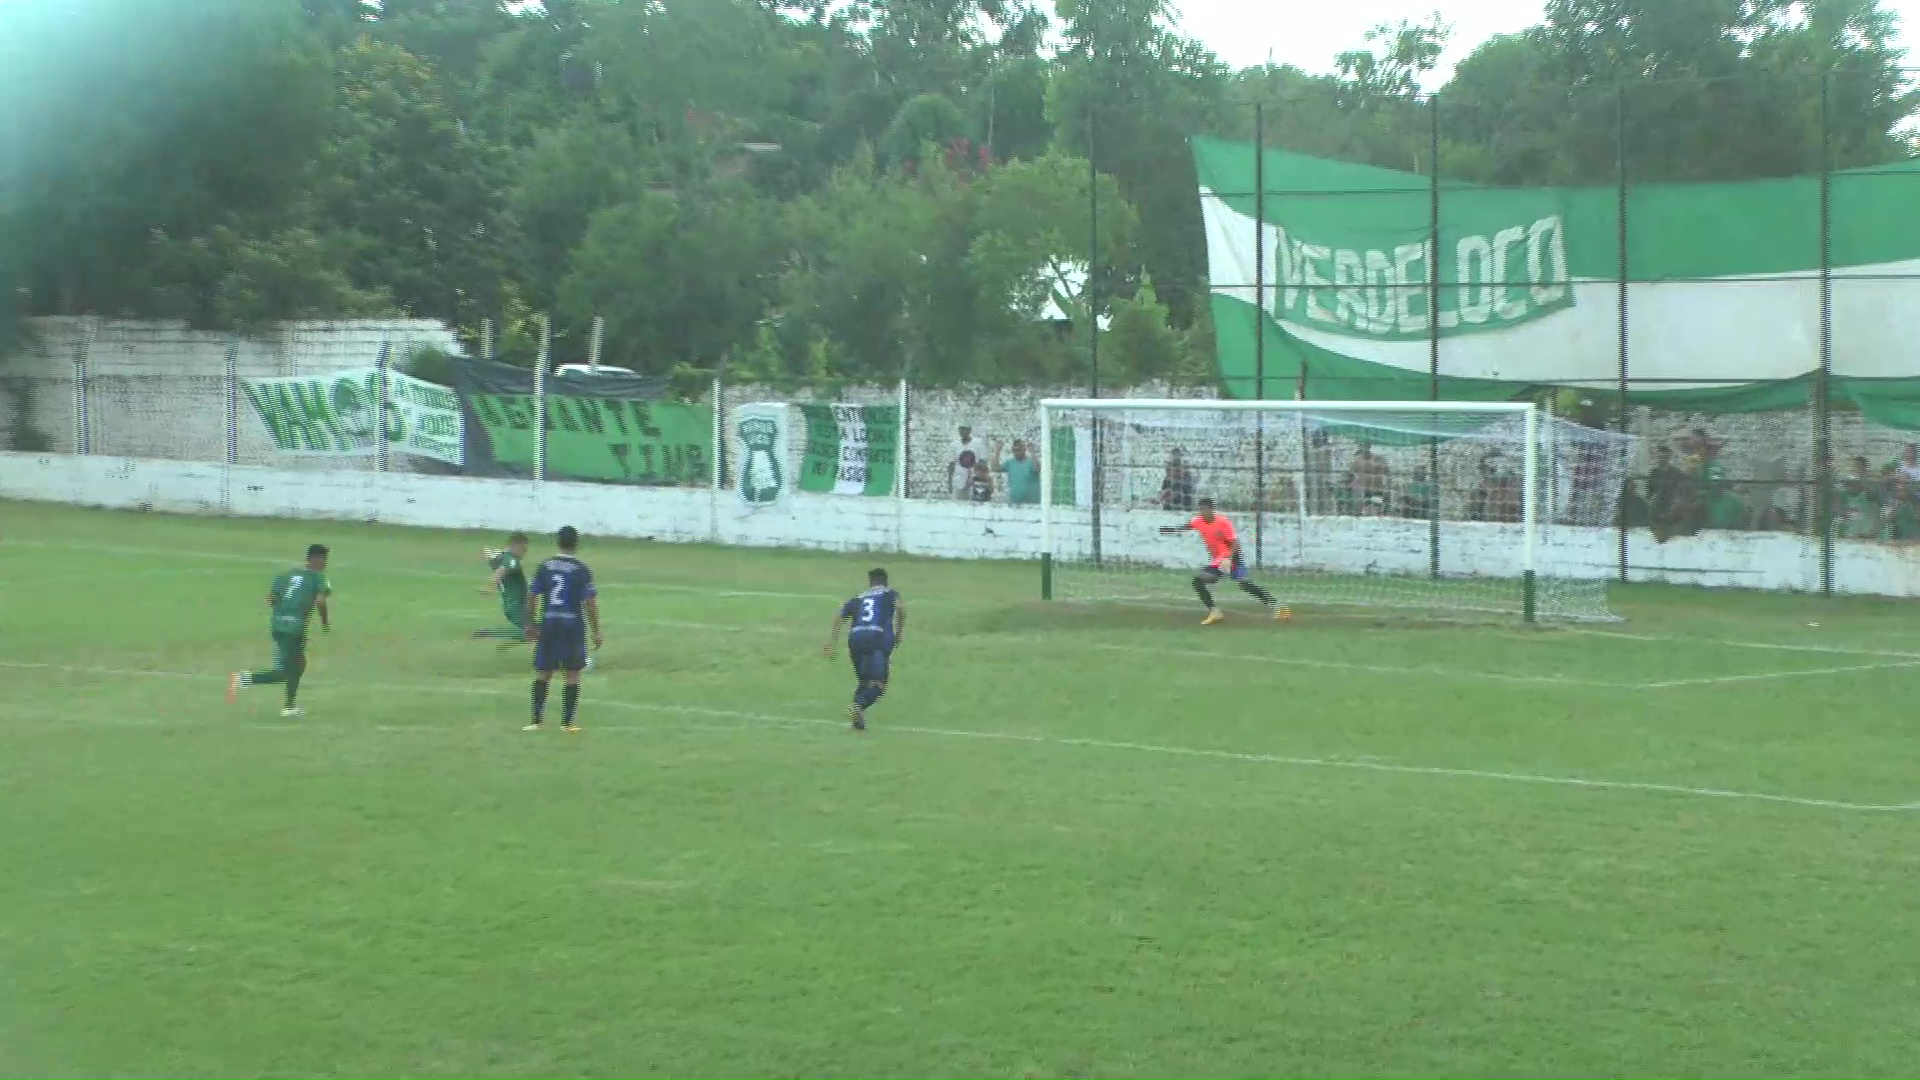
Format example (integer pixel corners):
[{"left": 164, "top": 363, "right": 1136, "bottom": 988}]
[{"left": 1159, "top": 498, "right": 1285, "bottom": 625}]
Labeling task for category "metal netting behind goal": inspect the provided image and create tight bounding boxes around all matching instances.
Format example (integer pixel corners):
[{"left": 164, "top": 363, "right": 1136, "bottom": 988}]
[{"left": 1039, "top": 401, "right": 1636, "bottom": 622}]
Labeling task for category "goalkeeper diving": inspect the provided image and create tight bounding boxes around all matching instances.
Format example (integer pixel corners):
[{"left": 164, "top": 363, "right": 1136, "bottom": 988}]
[{"left": 1159, "top": 498, "right": 1286, "bottom": 625}]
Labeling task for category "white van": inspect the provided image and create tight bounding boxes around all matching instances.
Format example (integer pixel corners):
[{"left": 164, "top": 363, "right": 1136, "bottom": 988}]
[{"left": 553, "top": 364, "right": 640, "bottom": 379}]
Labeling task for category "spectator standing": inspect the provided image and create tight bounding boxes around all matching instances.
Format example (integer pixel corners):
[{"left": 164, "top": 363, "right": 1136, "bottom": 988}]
[
  {"left": 1685, "top": 430, "right": 1747, "bottom": 530},
  {"left": 1304, "top": 430, "right": 1334, "bottom": 514},
  {"left": 1841, "top": 455, "right": 1884, "bottom": 539},
  {"left": 1468, "top": 451, "right": 1521, "bottom": 523},
  {"left": 1646, "top": 445, "right": 1689, "bottom": 542},
  {"left": 1159, "top": 448, "right": 1197, "bottom": 513},
  {"left": 968, "top": 461, "right": 995, "bottom": 503},
  {"left": 950, "top": 426, "right": 981, "bottom": 498},
  {"left": 993, "top": 439, "right": 1041, "bottom": 505},
  {"left": 1399, "top": 467, "right": 1437, "bottom": 520},
  {"left": 1342, "top": 442, "right": 1391, "bottom": 516}
]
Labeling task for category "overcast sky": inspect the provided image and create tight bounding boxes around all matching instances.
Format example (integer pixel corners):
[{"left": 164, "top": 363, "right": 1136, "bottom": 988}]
[{"left": 1166, "top": 0, "right": 1920, "bottom": 85}]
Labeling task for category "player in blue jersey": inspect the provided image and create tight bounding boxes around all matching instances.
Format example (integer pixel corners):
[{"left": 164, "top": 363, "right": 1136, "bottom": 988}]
[
  {"left": 823, "top": 567, "right": 905, "bottom": 731},
  {"left": 525, "top": 526, "right": 602, "bottom": 733}
]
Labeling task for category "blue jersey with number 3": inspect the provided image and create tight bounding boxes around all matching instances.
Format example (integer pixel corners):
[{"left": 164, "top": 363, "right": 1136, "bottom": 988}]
[
  {"left": 841, "top": 587, "right": 900, "bottom": 644},
  {"left": 531, "top": 556, "right": 596, "bottom": 623}
]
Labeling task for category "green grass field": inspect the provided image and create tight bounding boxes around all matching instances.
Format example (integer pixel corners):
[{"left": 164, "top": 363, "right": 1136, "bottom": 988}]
[{"left": 4, "top": 500, "right": 1920, "bottom": 1077}]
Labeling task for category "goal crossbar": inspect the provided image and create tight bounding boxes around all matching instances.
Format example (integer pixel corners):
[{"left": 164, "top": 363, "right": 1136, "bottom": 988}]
[{"left": 1038, "top": 398, "right": 1547, "bottom": 621}]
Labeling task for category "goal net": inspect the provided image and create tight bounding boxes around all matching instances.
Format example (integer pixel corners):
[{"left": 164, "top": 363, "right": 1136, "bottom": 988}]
[{"left": 1039, "top": 399, "right": 1636, "bottom": 622}]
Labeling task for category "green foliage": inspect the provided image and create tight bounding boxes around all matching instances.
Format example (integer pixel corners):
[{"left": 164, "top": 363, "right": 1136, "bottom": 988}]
[
  {"left": 0, "top": 0, "right": 1914, "bottom": 388},
  {"left": 882, "top": 94, "right": 970, "bottom": 168},
  {"left": 402, "top": 344, "right": 461, "bottom": 387},
  {"left": 1104, "top": 278, "right": 1181, "bottom": 383},
  {"left": 559, "top": 189, "right": 787, "bottom": 374}
]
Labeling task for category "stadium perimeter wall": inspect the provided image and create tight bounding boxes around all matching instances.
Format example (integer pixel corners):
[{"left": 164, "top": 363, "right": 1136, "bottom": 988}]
[{"left": 9, "top": 451, "right": 1920, "bottom": 597}]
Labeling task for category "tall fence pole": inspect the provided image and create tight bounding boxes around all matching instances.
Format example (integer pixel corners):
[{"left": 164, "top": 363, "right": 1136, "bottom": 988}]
[
  {"left": 1817, "top": 71, "right": 1835, "bottom": 595},
  {"left": 223, "top": 338, "right": 239, "bottom": 514},
  {"left": 587, "top": 314, "right": 605, "bottom": 374},
  {"left": 1253, "top": 101, "right": 1267, "bottom": 569},
  {"left": 71, "top": 318, "right": 93, "bottom": 455},
  {"left": 1616, "top": 83, "right": 1631, "bottom": 583},
  {"left": 480, "top": 318, "right": 495, "bottom": 362},
  {"left": 895, "top": 377, "right": 909, "bottom": 553},
  {"left": 223, "top": 340, "right": 240, "bottom": 466},
  {"left": 376, "top": 337, "right": 392, "bottom": 474},
  {"left": 710, "top": 375, "right": 723, "bottom": 544},
  {"left": 534, "top": 314, "right": 550, "bottom": 486},
  {"left": 1087, "top": 52, "right": 1103, "bottom": 566},
  {"left": 1426, "top": 94, "right": 1442, "bottom": 580}
]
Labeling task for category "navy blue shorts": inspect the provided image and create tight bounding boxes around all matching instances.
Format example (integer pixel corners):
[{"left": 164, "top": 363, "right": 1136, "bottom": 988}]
[
  {"left": 533, "top": 619, "right": 589, "bottom": 673},
  {"left": 1199, "top": 558, "right": 1249, "bottom": 583},
  {"left": 848, "top": 632, "right": 893, "bottom": 683}
]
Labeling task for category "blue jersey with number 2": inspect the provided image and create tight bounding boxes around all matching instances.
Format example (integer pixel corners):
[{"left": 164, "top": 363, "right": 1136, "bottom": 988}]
[
  {"left": 531, "top": 556, "right": 596, "bottom": 623},
  {"left": 841, "top": 587, "right": 900, "bottom": 644}
]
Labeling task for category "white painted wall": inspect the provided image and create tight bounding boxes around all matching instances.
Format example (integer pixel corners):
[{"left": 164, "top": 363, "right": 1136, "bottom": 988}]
[
  {"left": 8, "top": 451, "right": 1920, "bottom": 598},
  {"left": 2, "top": 317, "right": 458, "bottom": 467}
]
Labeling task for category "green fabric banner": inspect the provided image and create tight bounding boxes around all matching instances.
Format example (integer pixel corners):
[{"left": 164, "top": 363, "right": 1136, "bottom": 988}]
[
  {"left": 1194, "top": 136, "right": 1920, "bottom": 426},
  {"left": 451, "top": 358, "right": 711, "bottom": 485},
  {"left": 797, "top": 403, "right": 898, "bottom": 496}
]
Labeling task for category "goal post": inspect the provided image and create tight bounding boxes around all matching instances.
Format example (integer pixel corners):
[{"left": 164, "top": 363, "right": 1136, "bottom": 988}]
[{"left": 1037, "top": 398, "right": 1634, "bottom": 623}]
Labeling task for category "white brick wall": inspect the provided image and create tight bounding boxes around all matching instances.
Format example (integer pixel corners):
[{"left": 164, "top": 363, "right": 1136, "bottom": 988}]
[
  {"left": 3, "top": 317, "right": 459, "bottom": 468},
  {"left": 7, "top": 451, "right": 1919, "bottom": 597}
]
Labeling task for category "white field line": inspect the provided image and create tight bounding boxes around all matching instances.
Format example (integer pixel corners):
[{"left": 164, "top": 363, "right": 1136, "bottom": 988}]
[
  {"left": 5, "top": 660, "right": 1918, "bottom": 814},
  {"left": 1565, "top": 626, "right": 1920, "bottom": 662},
  {"left": 2, "top": 539, "right": 834, "bottom": 601},
  {"left": 16, "top": 539, "right": 1920, "bottom": 690},
  {"left": 1094, "top": 643, "right": 1620, "bottom": 689},
  {"left": 416, "top": 612, "right": 1920, "bottom": 693},
  {"left": 1638, "top": 661, "right": 1920, "bottom": 689}
]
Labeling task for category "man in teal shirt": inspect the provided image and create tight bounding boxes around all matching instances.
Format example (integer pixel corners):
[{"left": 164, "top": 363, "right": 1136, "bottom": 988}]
[{"left": 994, "top": 439, "right": 1041, "bottom": 505}]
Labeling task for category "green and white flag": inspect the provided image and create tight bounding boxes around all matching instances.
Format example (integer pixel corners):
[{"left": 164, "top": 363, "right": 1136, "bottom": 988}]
[
  {"left": 242, "top": 367, "right": 464, "bottom": 465},
  {"left": 732, "top": 402, "right": 789, "bottom": 506},
  {"left": 798, "top": 403, "right": 898, "bottom": 496},
  {"left": 1193, "top": 136, "right": 1920, "bottom": 423}
]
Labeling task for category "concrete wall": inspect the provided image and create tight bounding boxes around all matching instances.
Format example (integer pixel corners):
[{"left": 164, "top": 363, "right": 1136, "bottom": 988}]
[
  {"left": 2, "top": 317, "right": 459, "bottom": 466},
  {"left": 9, "top": 451, "right": 1920, "bottom": 597}
]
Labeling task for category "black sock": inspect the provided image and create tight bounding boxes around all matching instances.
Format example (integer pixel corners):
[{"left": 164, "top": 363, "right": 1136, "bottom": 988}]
[
  {"left": 532, "top": 679, "right": 550, "bottom": 723},
  {"left": 285, "top": 663, "right": 304, "bottom": 708},
  {"left": 1239, "top": 579, "right": 1275, "bottom": 605},
  {"left": 561, "top": 684, "right": 580, "bottom": 726},
  {"left": 1193, "top": 578, "right": 1215, "bottom": 608}
]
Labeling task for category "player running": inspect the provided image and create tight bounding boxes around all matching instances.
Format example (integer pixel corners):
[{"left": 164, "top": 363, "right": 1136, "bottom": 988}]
[
  {"left": 525, "top": 526, "right": 602, "bottom": 733},
  {"left": 472, "top": 532, "right": 531, "bottom": 647},
  {"left": 1159, "top": 498, "right": 1285, "bottom": 625},
  {"left": 228, "top": 543, "right": 331, "bottom": 717},
  {"left": 823, "top": 567, "right": 905, "bottom": 732}
]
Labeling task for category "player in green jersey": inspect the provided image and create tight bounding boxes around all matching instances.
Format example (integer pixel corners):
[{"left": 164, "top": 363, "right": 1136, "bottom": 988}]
[
  {"left": 228, "top": 544, "right": 331, "bottom": 717},
  {"left": 472, "top": 532, "right": 531, "bottom": 646}
]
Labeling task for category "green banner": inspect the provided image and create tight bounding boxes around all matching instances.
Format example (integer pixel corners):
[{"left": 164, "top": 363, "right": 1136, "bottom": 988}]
[
  {"left": 242, "top": 366, "right": 463, "bottom": 464},
  {"left": 797, "top": 403, "right": 898, "bottom": 496},
  {"left": 464, "top": 391, "right": 711, "bottom": 485},
  {"left": 1194, "top": 136, "right": 1920, "bottom": 421}
]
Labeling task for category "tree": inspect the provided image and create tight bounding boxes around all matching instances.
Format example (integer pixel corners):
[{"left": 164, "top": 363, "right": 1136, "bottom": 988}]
[
  {"left": 1105, "top": 278, "right": 1182, "bottom": 383},
  {"left": 882, "top": 94, "right": 970, "bottom": 169},
  {"left": 1, "top": 0, "right": 335, "bottom": 320},
  {"left": 1047, "top": 0, "right": 1226, "bottom": 327},
  {"left": 313, "top": 35, "right": 517, "bottom": 328},
  {"left": 559, "top": 189, "right": 787, "bottom": 373}
]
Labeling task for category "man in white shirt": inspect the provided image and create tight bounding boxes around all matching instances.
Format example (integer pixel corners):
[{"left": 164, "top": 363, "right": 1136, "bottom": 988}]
[
  {"left": 1897, "top": 444, "right": 1920, "bottom": 486},
  {"left": 950, "top": 425, "right": 981, "bottom": 498}
]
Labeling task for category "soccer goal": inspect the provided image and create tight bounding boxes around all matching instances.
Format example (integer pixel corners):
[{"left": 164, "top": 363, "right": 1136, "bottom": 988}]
[{"left": 1037, "top": 398, "right": 1636, "bottom": 622}]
